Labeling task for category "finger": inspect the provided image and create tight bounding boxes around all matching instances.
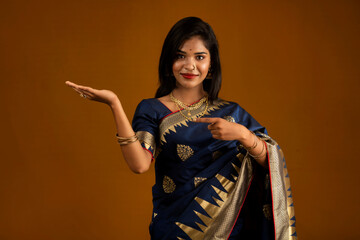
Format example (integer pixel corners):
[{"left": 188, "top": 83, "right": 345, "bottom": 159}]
[
  {"left": 79, "top": 86, "right": 93, "bottom": 91},
  {"left": 80, "top": 87, "right": 100, "bottom": 96},
  {"left": 81, "top": 88, "right": 96, "bottom": 96},
  {"left": 194, "top": 117, "right": 219, "bottom": 124},
  {"left": 70, "top": 87, "right": 83, "bottom": 94},
  {"left": 70, "top": 87, "right": 90, "bottom": 97},
  {"left": 69, "top": 87, "right": 91, "bottom": 99},
  {"left": 210, "top": 129, "right": 220, "bottom": 135},
  {"left": 65, "top": 81, "right": 79, "bottom": 88},
  {"left": 212, "top": 134, "right": 221, "bottom": 140},
  {"left": 208, "top": 124, "right": 219, "bottom": 130},
  {"left": 78, "top": 89, "right": 96, "bottom": 99},
  {"left": 66, "top": 81, "right": 93, "bottom": 91},
  {"left": 73, "top": 84, "right": 91, "bottom": 91}
]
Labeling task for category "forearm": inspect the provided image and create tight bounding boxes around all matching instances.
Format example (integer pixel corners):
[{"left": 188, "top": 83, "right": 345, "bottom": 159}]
[
  {"left": 109, "top": 100, "right": 152, "bottom": 173},
  {"left": 237, "top": 126, "right": 268, "bottom": 167}
]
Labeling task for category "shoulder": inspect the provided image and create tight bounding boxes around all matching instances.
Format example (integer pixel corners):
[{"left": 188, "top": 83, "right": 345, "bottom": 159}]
[
  {"left": 137, "top": 98, "right": 158, "bottom": 105},
  {"left": 212, "top": 98, "right": 246, "bottom": 112},
  {"left": 134, "top": 98, "right": 170, "bottom": 120},
  {"left": 134, "top": 98, "right": 158, "bottom": 115},
  {"left": 136, "top": 98, "right": 159, "bottom": 109},
  {"left": 211, "top": 99, "right": 252, "bottom": 123}
]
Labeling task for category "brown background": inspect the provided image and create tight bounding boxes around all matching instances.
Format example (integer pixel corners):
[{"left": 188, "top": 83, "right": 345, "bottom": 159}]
[{"left": 1, "top": 0, "right": 359, "bottom": 239}]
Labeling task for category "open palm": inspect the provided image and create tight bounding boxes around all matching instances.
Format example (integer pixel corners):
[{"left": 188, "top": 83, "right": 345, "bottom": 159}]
[{"left": 65, "top": 81, "right": 118, "bottom": 106}]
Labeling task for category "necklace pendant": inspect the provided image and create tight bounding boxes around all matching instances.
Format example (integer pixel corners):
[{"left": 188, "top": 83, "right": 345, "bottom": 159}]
[{"left": 187, "top": 111, "right": 191, "bottom": 116}]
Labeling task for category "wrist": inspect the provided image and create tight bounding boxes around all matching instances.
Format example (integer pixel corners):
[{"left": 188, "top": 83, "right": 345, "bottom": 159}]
[
  {"left": 237, "top": 127, "right": 254, "bottom": 146},
  {"left": 109, "top": 98, "right": 121, "bottom": 109}
]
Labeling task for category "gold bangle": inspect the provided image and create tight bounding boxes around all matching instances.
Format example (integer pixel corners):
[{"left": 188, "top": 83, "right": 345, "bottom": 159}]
[
  {"left": 249, "top": 140, "right": 267, "bottom": 159},
  {"left": 244, "top": 132, "right": 258, "bottom": 151},
  {"left": 116, "top": 133, "right": 138, "bottom": 145}
]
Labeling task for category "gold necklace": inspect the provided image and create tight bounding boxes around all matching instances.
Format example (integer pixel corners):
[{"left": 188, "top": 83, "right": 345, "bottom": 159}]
[
  {"left": 170, "top": 92, "right": 207, "bottom": 111},
  {"left": 174, "top": 99, "right": 209, "bottom": 120},
  {"left": 170, "top": 92, "right": 209, "bottom": 119}
]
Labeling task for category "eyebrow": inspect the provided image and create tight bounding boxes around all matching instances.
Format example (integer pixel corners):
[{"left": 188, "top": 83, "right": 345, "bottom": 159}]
[{"left": 177, "top": 50, "right": 208, "bottom": 55}]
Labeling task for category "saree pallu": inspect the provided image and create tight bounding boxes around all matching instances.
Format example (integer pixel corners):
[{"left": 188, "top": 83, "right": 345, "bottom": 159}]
[{"left": 132, "top": 98, "right": 296, "bottom": 240}]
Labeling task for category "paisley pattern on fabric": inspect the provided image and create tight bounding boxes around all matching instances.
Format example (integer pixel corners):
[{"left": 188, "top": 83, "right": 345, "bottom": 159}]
[
  {"left": 177, "top": 144, "right": 194, "bottom": 161},
  {"left": 163, "top": 175, "right": 176, "bottom": 193}
]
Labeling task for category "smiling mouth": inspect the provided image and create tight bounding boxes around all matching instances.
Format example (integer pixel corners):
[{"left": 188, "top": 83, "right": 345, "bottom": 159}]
[{"left": 181, "top": 73, "right": 199, "bottom": 79}]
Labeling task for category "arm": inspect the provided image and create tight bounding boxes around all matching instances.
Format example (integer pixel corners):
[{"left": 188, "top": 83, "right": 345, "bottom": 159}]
[
  {"left": 65, "top": 81, "right": 152, "bottom": 174},
  {"left": 233, "top": 125, "right": 267, "bottom": 167},
  {"left": 109, "top": 100, "right": 152, "bottom": 173}
]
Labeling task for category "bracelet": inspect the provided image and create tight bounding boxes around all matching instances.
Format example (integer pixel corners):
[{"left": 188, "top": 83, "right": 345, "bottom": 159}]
[
  {"left": 116, "top": 133, "right": 138, "bottom": 145},
  {"left": 244, "top": 132, "right": 258, "bottom": 151},
  {"left": 248, "top": 140, "right": 267, "bottom": 159}
]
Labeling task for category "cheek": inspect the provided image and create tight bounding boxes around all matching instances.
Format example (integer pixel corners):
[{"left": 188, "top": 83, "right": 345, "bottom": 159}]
[
  {"left": 198, "top": 62, "right": 211, "bottom": 74},
  {"left": 172, "top": 61, "right": 182, "bottom": 73}
]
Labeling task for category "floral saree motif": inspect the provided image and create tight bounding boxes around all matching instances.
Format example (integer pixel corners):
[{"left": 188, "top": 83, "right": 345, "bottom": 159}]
[{"left": 132, "top": 98, "right": 296, "bottom": 240}]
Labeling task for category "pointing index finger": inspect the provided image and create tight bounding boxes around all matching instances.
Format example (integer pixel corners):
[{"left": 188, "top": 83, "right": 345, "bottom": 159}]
[{"left": 193, "top": 117, "right": 218, "bottom": 124}]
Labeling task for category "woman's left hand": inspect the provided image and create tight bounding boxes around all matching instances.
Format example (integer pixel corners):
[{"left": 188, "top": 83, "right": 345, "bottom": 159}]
[
  {"left": 195, "top": 117, "right": 268, "bottom": 167},
  {"left": 194, "top": 117, "right": 251, "bottom": 142}
]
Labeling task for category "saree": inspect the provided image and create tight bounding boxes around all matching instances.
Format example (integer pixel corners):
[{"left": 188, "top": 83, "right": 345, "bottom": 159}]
[{"left": 132, "top": 98, "right": 296, "bottom": 240}]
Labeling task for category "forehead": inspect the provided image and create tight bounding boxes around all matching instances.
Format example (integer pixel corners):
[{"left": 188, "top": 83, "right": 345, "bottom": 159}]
[{"left": 179, "top": 36, "right": 209, "bottom": 52}]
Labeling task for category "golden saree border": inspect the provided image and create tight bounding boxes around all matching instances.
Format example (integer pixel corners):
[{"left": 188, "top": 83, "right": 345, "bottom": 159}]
[
  {"left": 175, "top": 133, "right": 296, "bottom": 240},
  {"left": 260, "top": 133, "right": 297, "bottom": 240},
  {"left": 159, "top": 99, "right": 230, "bottom": 144},
  {"left": 135, "top": 130, "right": 156, "bottom": 156},
  {"left": 175, "top": 153, "right": 253, "bottom": 239}
]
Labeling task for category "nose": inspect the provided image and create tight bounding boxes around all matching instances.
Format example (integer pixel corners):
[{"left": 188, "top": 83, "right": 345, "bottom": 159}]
[{"left": 184, "top": 57, "right": 196, "bottom": 71}]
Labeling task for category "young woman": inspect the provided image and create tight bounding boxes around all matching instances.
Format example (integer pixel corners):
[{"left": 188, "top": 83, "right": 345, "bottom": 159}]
[{"left": 66, "top": 17, "right": 296, "bottom": 240}]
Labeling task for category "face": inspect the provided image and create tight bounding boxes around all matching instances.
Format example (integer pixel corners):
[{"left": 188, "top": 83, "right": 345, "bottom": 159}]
[{"left": 172, "top": 36, "right": 211, "bottom": 91}]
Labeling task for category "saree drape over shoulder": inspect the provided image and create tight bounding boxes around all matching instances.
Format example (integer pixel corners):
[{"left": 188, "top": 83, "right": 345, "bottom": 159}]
[{"left": 132, "top": 98, "right": 296, "bottom": 240}]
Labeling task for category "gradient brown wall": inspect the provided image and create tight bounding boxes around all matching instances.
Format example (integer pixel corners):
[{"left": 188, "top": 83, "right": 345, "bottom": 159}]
[{"left": 1, "top": 0, "right": 359, "bottom": 239}]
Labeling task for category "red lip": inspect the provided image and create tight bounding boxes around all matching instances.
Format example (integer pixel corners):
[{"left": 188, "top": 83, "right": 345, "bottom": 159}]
[{"left": 181, "top": 73, "right": 199, "bottom": 79}]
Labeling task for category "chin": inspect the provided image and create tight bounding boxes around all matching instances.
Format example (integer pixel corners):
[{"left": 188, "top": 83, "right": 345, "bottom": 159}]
[
  {"left": 176, "top": 79, "right": 204, "bottom": 90},
  {"left": 178, "top": 83, "right": 202, "bottom": 90}
]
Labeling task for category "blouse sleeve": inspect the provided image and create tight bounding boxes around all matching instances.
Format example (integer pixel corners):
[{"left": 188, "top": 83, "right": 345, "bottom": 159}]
[
  {"left": 132, "top": 99, "right": 159, "bottom": 160},
  {"left": 233, "top": 103, "right": 268, "bottom": 136}
]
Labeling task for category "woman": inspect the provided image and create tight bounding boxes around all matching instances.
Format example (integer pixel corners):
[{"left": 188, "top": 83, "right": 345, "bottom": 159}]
[{"left": 66, "top": 17, "right": 296, "bottom": 240}]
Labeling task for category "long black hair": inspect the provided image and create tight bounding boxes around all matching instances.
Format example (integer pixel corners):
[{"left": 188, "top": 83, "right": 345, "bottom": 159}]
[{"left": 155, "top": 17, "right": 222, "bottom": 102}]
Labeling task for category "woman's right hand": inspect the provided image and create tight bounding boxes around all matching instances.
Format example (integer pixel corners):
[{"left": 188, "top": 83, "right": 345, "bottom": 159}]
[
  {"left": 65, "top": 81, "right": 119, "bottom": 106},
  {"left": 65, "top": 81, "right": 152, "bottom": 173}
]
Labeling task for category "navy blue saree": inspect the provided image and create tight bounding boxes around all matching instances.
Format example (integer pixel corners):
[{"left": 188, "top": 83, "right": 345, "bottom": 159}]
[{"left": 132, "top": 98, "right": 296, "bottom": 240}]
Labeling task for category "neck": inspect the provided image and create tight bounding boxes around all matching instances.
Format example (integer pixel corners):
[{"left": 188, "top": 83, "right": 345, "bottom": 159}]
[
  {"left": 172, "top": 88, "right": 206, "bottom": 104},
  {"left": 171, "top": 87, "right": 207, "bottom": 105}
]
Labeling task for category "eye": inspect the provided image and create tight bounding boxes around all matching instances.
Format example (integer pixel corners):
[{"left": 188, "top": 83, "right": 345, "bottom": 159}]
[
  {"left": 196, "top": 55, "right": 205, "bottom": 60},
  {"left": 176, "top": 54, "right": 185, "bottom": 59}
]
